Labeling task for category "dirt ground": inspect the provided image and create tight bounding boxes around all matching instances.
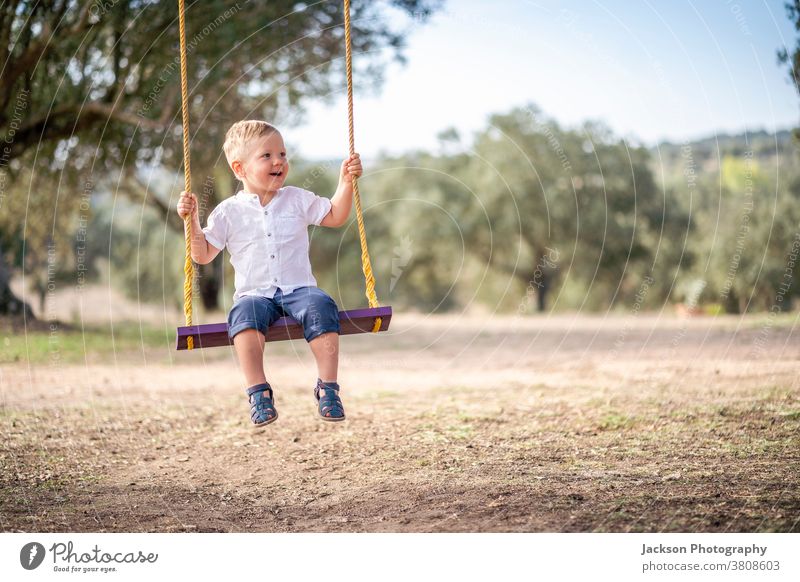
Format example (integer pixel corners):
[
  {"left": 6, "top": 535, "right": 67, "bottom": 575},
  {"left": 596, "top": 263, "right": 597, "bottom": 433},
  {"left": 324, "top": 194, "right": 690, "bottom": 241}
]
[{"left": 1, "top": 313, "right": 799, "bottom": 532}]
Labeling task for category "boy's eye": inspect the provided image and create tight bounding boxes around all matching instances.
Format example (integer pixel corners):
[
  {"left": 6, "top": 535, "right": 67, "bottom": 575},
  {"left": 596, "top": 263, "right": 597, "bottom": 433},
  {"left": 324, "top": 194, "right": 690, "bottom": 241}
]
[
  {"left": 280, "top": 152, "right": 286, "bottom": 157},
  {"left": 263, "top": 153, "right": 270, "bottom": 158}
]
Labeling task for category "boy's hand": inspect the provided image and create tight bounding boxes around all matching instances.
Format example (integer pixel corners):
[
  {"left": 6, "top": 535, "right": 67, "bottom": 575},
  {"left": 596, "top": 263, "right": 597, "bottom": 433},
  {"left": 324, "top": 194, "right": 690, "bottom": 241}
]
[
  {"left": 340, "top": 153, "right": 363, "bottom": 184},
  {"left": 177, "top": 190, "right": 198, "bottom": 221}
]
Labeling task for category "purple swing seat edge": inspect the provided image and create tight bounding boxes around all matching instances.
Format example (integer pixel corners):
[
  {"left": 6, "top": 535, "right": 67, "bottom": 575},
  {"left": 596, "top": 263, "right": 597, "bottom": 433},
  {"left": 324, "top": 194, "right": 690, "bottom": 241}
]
[{"left": 176, "top": 305, "right": 392, "bottom": 350}]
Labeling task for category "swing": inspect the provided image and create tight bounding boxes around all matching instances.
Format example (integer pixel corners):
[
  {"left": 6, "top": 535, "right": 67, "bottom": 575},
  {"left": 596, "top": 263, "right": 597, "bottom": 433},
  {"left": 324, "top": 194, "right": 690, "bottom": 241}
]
[{"left": 174, "top": 0, "right": 391, "bottom": 350}]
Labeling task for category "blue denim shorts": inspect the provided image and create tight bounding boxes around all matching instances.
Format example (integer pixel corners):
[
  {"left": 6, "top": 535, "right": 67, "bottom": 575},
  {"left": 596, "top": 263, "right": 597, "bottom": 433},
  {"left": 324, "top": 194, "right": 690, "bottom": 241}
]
[{"left": 227, "top": 286, "right": 341, "bottom": 342}]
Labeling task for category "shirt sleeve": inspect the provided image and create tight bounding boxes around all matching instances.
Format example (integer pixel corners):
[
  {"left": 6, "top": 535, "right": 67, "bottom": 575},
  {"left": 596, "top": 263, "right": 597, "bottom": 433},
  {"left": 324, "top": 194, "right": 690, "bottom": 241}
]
[
  {"left": 296, "top": 187, "right": 333, "bottom": 226},
  {"left": 202, "top": 204, "right": 227, "bottom": 250}
]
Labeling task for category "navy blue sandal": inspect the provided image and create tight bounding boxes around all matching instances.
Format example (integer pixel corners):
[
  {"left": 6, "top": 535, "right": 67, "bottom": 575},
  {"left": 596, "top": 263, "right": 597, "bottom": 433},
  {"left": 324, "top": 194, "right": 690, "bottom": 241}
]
[
  {"left": 247, "top": 383, "right": 278, "bottom": 427},
  {"left": 315, "top": 379, "right": 346, "bottom": 422}
]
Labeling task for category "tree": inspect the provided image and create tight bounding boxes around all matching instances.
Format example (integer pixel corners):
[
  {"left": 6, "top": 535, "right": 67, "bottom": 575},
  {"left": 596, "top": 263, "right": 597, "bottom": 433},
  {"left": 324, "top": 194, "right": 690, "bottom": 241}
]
[
  {"left": 354, "top": 150, "right": 469, "bottom": 312},
  {"left": 459, "top": 105, "right": 669, "bottom": 312},
  {"left": 688, "top": 149, "right": 800, "bottom": 313},
  {"left": 0, "top": 0, "right": 440, "bottom": 316},
  {"left": 778, "top": 1, "right": 800, "bottom": 99}
]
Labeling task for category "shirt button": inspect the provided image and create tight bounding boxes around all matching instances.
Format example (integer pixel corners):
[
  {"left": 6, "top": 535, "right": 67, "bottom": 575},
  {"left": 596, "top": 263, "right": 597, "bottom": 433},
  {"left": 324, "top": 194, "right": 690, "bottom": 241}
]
[
  {"left": 267, "top": 232, "right": 272, "bottom": 237},
  {"left": 264, "top": 210, "right": 268, "bottom": 215},
  {"left": 270, "top": 254, "right": 275, "bottom": 259},
  {"left": 273, "top": 278, "right": 277, "bottom": 282}
]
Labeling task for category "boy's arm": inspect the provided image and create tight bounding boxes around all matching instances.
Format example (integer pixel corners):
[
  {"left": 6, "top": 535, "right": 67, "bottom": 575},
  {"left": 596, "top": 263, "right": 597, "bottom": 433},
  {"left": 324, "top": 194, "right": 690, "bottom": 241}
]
[
  {"left": 321, "top": 153, "right": 362, "bottom": 228},
  {"left": 186, "top": 216, "right": 221, "bottom": 264},
  {"left": 178, "top": 191, "right": 222, "bottom": 264},
  {"left": 320, "top": 181, "right": 353, "bottom": 228}
]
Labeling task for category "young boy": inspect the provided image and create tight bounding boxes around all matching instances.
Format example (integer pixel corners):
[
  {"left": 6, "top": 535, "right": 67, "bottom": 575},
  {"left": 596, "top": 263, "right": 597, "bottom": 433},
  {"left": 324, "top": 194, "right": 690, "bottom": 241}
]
[{"left": 176, "top": 120, "right": 362, "bottom": 427}]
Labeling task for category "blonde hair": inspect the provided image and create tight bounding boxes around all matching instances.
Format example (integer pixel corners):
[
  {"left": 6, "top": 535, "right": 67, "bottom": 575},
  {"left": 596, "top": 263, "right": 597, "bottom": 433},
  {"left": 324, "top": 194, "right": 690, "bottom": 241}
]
[{"left": 223, "top": 120, "right": 280, "bottom": 168}]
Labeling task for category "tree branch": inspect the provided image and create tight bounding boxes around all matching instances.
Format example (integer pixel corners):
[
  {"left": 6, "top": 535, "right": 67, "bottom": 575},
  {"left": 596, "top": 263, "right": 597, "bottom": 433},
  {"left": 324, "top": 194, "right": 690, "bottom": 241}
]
[
  {"left": 2, "top": 1, "right": 96, "bottom": 93},
  {"left": 117, "top": 170, "right": 183, "bottom": 231},
  {"left": 0, "top": 0, "right": 22, "bottom": 76},
  {"left": 6, "top": 101, "right": 169, "bottom": 161},
  {"left": 70, "top": 0, "right": 95, "bottom": 35},
  {"left": 83, "top": 101, "right": 166, "bottom": 130}
]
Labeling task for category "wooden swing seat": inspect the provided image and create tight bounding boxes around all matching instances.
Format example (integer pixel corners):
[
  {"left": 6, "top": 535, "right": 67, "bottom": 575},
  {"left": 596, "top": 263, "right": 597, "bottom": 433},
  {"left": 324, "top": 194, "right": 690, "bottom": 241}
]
[{"left": 176, "top": 305, "right": 391, "bottom": 350}]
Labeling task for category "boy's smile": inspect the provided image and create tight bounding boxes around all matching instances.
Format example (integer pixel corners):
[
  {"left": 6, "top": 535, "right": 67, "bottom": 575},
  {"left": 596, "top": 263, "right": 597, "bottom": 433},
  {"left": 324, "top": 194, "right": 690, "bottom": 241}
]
[{"left": 236, "top": 131, "right": 290, "bottom": 199}]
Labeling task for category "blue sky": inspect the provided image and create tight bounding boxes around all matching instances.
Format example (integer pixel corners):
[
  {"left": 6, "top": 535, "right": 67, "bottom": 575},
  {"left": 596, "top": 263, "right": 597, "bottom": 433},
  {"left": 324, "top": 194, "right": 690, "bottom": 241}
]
[{"left": 286, "top": 0, "right": 799, "bottom": 159}]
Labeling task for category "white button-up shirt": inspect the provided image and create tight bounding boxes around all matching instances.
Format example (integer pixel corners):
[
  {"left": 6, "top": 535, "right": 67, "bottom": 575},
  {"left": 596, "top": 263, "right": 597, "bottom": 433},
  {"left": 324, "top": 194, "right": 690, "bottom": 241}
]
[{"left": 202, "top": 186, "right": 332, "bottom": 301}]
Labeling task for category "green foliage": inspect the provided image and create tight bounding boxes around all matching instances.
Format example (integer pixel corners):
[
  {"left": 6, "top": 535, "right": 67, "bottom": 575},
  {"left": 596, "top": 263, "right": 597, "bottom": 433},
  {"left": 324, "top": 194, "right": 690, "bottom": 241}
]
[
  {"left": 661, "top": 133, "right": 800, "bottom": 312},
  {"left": 441, "top": 105, "right": 675, "bottom": 311},
  {"left": 355, "top": 154, "right": 467, "bottom": 312},
  {"left": 289, "top": 156, "right": 466, "bottom": 313},
  {"left": 778, "top": 1, "right": 800, "bottom": 99},
  {"left": 99, "top": 195, "right": 186, "bottom": 309},
  {"left": 0, "top": 166, "right": 88, "bottom": 314},
  {"left": 322, "top": 108, "right": 800, "bottom": 315}
]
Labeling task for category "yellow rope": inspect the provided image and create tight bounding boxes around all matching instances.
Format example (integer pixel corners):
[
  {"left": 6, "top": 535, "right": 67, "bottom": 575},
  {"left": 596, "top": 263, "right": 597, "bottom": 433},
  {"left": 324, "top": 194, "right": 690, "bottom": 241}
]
[
  {"left": 343, "top": 0, "right": 382, "bottom": 333},
  {"left": 178, "top": 0, "right": 194, "bottom": 349}
]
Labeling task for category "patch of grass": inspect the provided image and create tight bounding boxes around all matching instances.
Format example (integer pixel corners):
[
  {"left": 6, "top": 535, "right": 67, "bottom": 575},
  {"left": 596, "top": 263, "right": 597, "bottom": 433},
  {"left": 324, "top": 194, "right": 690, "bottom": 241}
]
[
  {"left": 720, "top": 438, "right": 790, "bottom": 458},
  {"left": 413, "top": 420, "right": 477, "bottom": 443},
  {"left": 752, "top": 385, "right": 797, "bottom": 402},
  {"left": 445, "top": 423, "right": 474, "bottom": 440},
  {"left": 0, "top": 323, "right": 174, "bottom": 364},
  {"left": 76, "top": 474, "right": 103, "bottom": 485},
  {"left": 586, "top": 397, "right": 616, "bottom": 408},
  {"left": 371, "top": 390, "right": 400, "bottom": 400},
  {"left": 597, "top": 412, "right": 636, "bottom": 431},
  {"left": 457, "top": 411, "right": 505, "bottom": 423},
  {"left": 35, "top": 475, "right": 73, "bottom": 491},
  {"left": 417, "top": 430, "right": 446, "bottom": 444}
]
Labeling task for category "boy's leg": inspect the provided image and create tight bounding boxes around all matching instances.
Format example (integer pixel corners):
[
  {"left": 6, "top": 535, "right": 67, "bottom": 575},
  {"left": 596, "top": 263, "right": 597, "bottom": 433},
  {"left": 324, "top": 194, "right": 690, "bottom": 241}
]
[
  {"left": 228, "top": 295, "right": 280, "bottom": 386},
  {"left": 233, "top": 329, "right": 267, "bottom": 385},
  {"left": 227, "top": 295, "right": 281, "bottom": 426},
  {"left": 309, "top": 329, "right": 345, "bottom": 420},
  {"left": 309, "top": 332, "right": 339, "bottom": 382},
  {"left": 235, "top": 329, "right": 278, "bottom": 426},
  {"left": 279, "top": 287, "right": 341, "bottom": 382}
]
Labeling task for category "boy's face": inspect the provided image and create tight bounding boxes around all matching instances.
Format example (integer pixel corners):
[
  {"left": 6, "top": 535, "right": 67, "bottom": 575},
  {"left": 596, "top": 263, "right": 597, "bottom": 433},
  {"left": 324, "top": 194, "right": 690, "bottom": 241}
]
[{"left": 235, "top": 131, "right": 289, "bottom": 194}]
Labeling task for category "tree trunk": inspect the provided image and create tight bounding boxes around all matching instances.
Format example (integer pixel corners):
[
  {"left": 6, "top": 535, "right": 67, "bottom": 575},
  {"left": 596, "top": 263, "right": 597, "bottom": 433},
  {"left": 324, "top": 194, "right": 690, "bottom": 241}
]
[
  {"left": 121, "top": 170, "right": 224, "bottom": 311},
  {"left": 193, "top": 173, "right": 226, "bottom": 312},
  {"left": 198, "top": 260, "right": 222, "bottom": 311},
  {"left": 533, "top": 247, "right": 559, "bottom": 313},
  {"left": 723, "top": 289, "right": 740, "bottom": 314},
  {"left": 0, "top": 245, "right": 34, "bottom": 318},
  {"left": 537, "top": 275, "right": 549, "bottom": 312}
]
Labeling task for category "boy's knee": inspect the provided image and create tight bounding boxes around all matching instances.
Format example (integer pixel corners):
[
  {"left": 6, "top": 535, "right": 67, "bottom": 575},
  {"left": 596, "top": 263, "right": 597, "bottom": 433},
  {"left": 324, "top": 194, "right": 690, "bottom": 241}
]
[
  {"left": 302, "top": 289, "right": 340, "bottom": 341},
  {"left": 232, "top": 327, "right": 262, "bottom": 342},
  {"left": 310, "top": 287, "right": 337, "bottom": 305},
  {"left": 307, "top": 289, "right": 338, "bottom": 316},
  {"left": 227, "top": 295, "right": 277, "bottom": 340}
]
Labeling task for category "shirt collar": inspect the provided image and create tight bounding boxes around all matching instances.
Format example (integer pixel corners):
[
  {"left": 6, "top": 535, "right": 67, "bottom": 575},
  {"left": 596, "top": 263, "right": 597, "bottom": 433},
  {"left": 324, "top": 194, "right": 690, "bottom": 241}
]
[
  {"left": 236, "top": 189, "right": 283, "bottom": 204},
  {"left": 236, "top": 190, "right": 260, "bottom": 202}
]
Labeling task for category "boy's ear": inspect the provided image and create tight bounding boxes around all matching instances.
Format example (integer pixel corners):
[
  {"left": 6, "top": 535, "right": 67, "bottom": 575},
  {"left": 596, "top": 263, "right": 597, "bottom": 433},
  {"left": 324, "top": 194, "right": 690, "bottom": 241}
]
[{"left": 231, "top": 160, "right": 244, "bottom": 178}]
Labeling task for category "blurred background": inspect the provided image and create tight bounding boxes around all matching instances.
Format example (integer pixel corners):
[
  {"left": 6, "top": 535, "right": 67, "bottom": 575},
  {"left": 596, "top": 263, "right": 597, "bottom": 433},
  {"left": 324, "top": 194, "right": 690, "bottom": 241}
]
[{"left": 2, "top": 0, "right": 800, "bottom": 331}]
